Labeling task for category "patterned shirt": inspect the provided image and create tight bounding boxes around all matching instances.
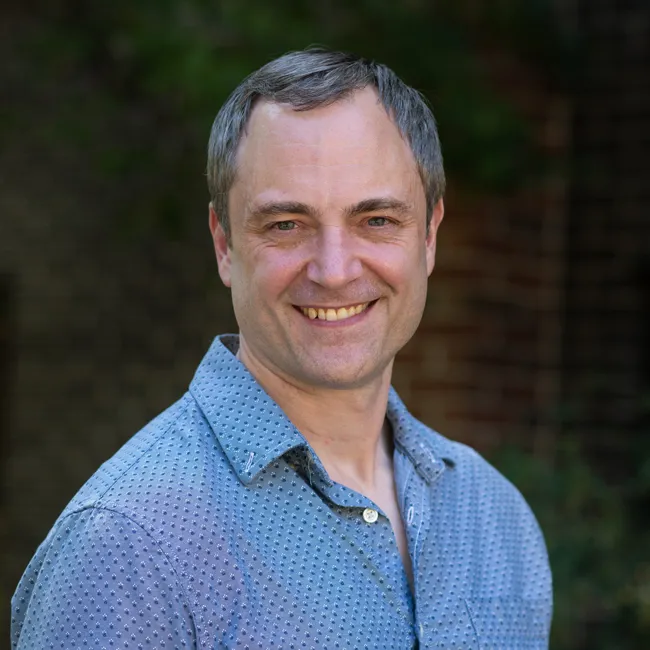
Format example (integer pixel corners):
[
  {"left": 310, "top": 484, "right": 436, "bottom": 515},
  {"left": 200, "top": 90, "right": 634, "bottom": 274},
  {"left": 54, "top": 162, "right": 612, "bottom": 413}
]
[{"left": 12, "top": 335, "right": 552, "bottom": 649}]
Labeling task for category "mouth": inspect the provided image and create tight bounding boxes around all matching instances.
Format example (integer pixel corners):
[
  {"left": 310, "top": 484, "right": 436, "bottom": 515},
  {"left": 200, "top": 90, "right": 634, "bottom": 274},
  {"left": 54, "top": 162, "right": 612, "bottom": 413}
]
[{"left": 295, "top": 300, "right": 377, "bottom": 322}]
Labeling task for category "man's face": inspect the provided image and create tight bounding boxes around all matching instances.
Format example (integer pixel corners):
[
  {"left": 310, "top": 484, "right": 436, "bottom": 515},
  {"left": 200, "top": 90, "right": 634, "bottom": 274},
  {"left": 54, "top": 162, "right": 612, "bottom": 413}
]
[{"left": 210, "top": 87, "right": 443, "bottom": 390}]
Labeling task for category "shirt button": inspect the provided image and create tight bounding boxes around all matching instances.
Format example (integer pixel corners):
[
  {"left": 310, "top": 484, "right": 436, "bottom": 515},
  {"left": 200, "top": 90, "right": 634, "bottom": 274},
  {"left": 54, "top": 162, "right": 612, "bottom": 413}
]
[{"left": 362, "top": 508, "right": 379, "bottom": 524}]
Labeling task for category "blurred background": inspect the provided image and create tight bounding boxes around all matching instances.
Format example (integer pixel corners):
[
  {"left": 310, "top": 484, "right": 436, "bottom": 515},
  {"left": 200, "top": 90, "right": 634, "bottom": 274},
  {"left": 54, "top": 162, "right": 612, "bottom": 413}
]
[{"left": 1, "top": 0, "right": 649, "bottom": 647}]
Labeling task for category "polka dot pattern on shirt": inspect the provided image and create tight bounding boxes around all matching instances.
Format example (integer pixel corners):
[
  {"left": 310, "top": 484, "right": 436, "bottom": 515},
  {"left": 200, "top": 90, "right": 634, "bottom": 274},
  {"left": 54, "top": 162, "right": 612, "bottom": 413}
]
[{"left": 12, "top": 335, "right": 552, "bottom": 649}]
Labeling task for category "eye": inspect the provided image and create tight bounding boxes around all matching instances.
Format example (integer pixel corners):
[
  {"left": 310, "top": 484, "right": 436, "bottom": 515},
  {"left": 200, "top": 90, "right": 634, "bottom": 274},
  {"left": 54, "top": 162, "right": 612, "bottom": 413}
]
[
  {"left": 273, "top": 220, "right": 297, "bottom": 231},
  {"left": 367, "top": 216, "right": 391, "bottom": 227}
]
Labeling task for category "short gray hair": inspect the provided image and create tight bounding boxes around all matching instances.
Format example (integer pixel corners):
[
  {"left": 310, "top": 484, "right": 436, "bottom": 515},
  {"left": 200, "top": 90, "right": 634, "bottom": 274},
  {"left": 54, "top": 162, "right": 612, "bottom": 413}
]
[{"left": 207, "top": 47, "right": 445, "bottom": 244}]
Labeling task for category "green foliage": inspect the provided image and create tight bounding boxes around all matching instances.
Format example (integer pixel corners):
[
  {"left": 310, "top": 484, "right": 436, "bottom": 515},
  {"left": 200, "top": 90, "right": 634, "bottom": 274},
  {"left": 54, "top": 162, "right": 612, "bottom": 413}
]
[
  {"left": 490, "top": 438, "right": 650, "bottom": 649},
  {"left": 14, "top": 0, "right": 572, "bottom": 237}
]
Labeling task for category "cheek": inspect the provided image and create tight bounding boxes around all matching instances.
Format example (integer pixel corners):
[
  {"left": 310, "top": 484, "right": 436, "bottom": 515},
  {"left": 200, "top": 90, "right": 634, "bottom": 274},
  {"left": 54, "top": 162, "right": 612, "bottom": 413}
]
[
  {"left": 370, "top": 243, "right": 427, "bottom": 286},
  {"left": 233, "top": 244, "right": 306, "bottom": 300}
]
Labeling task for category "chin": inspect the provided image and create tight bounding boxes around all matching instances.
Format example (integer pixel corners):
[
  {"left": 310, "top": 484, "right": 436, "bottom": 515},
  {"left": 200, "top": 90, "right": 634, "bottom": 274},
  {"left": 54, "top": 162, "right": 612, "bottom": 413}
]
[{"left": 296, "top": 357, "right": 386, "bottom": 390}]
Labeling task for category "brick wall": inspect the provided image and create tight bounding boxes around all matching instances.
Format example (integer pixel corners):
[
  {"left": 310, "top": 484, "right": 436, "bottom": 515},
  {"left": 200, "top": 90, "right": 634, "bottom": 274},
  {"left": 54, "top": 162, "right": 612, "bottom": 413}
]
[
  {"left": 561, "top": 0, "right": 650, "bottom": 453},
  {"left": 394, "top": 57, "right": 570, "bottom": 456}
]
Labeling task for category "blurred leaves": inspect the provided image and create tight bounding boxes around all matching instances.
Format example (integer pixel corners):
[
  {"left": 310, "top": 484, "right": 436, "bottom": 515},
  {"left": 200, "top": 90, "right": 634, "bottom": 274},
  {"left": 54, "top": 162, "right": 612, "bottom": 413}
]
[{"left": 10, "top": 0, "right": 573, "bottom": 238}]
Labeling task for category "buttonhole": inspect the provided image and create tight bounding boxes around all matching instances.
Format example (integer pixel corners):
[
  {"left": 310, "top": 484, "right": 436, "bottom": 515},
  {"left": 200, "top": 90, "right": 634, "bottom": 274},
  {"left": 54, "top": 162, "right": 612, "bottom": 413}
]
[
  {"left": 245, "top": 452, "right": 255, "bottom": 473},
  {"left": 407, "top": 506, "right": 414, "bottom": 525}
]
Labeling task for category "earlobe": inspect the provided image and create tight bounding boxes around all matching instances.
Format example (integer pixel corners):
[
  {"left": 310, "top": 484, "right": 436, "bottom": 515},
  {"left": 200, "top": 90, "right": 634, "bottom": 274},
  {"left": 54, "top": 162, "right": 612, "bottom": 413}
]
[
  {"left": 209, "top": 203, "right": 232, "bottom": 288},
  {"left": 426, "top": 198, "right": 445, "bottom": 276}
]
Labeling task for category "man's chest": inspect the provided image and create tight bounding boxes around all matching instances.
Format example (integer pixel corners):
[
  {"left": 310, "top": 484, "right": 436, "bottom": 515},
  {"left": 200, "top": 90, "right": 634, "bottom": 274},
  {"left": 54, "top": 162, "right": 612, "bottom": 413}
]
[
  {"left": 171, "top": 455, "right": 549, "bottom": 649},
  {"left": 188, "top": 469, "right": 418, "bottom": 648}
]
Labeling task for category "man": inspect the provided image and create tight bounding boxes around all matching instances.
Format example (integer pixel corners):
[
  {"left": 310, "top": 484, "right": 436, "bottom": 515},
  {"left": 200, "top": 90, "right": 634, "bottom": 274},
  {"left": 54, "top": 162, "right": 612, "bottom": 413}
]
[{"left": 12, "top": 48, "right": 552, "bottom": 649}]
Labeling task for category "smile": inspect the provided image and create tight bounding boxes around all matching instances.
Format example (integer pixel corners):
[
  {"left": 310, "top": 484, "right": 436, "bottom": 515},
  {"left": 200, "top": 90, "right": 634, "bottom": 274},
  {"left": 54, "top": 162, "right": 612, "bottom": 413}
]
[{"left": 298, "top": 302, "right": 372, "bottom": 322}]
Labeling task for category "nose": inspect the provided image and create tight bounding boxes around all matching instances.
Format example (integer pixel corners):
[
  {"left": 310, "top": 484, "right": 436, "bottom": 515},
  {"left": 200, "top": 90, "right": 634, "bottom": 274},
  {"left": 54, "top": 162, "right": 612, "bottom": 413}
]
[{"left": 306, "top": 225, "right": 363, "bottom": 289}]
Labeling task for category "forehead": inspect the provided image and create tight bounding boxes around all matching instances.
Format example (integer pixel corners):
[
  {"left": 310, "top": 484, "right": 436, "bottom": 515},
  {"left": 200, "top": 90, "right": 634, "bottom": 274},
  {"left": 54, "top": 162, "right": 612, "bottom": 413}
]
[{"left": 232, "top": 88, "right": 423, "bottom": 207}]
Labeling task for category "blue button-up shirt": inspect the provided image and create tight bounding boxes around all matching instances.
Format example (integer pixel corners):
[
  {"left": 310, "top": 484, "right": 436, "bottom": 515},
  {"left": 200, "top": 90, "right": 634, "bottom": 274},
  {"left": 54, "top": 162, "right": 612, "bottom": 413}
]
[{"left": 12, "top": 335, "right": 552, "bottom": 649}]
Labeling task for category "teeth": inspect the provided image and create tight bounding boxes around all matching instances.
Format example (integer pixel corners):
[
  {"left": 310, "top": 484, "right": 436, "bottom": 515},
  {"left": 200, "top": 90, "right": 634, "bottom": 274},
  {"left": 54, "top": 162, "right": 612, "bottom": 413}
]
[{"left": 301, "top": 302, "right": 370, "bottom": 321}]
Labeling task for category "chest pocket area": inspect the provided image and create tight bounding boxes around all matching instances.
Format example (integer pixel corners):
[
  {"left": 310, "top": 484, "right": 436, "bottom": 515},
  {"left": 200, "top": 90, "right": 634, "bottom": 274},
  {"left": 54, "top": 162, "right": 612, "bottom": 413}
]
[{"left": 464, "top": 598, "right": 549, "bottom": 650}]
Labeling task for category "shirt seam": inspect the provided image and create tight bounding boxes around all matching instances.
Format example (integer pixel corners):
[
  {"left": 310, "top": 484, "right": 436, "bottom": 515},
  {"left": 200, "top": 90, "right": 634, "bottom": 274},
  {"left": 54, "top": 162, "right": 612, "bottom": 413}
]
[
  {"left": 464, "top": 598, "right": 481, "bottom": 648},
  {"left": 54, "top": 505, "right": 200, "bottom": 646}
]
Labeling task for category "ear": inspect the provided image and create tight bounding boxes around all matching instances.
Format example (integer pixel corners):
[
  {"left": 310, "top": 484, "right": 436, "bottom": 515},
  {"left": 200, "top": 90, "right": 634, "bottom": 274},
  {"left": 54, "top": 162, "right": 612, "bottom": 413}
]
[
  {"left": 425, "top": 198, "right": 445, "bottom": 276},
  {"left": 209, "top": 203, "right": 232, "bottom": 288}
]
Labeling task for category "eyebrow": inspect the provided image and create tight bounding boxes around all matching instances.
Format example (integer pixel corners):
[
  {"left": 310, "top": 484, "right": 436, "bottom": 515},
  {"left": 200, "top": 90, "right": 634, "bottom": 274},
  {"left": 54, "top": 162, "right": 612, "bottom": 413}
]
[
  {"left": 249, "top": 201, "right": 321, "bottom": 220},
  {"left": 248, "top": 196, "right": 412, "bottom": 221},
  {"left": 343, "top": 197, "right": 412, "bottom": 218}
]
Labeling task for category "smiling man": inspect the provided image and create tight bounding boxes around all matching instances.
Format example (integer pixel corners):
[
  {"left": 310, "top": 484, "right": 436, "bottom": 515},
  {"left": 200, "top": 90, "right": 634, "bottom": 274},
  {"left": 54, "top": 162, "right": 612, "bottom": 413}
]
[{"left": 12, "top": 49, "right": 552, "bottom": 649}]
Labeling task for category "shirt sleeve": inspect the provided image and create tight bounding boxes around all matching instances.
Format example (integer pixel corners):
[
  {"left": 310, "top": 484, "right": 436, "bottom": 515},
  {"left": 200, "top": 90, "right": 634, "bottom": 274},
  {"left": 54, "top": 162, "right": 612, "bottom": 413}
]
[{"left": 11, "top": 507, "right": 197, "bottom": 649}]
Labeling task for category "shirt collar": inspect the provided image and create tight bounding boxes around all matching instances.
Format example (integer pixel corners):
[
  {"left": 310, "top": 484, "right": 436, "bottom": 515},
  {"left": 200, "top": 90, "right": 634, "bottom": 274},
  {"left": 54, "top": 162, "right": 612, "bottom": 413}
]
[
  {"left": 189, "top": 335, "right": 313, "bottom": 486},
  {"left": 190, "top": 334, "right": 456, "bottom": 486},
  {"left": 386, "top": 387, "right": 455, "bottom": 484}
]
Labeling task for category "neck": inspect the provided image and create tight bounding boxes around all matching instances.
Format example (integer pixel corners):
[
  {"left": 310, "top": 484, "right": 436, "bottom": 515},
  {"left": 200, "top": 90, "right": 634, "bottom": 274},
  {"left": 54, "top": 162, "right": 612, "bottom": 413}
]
[{"left": 236, "top": 337, "right": 393, "bottom": 490}]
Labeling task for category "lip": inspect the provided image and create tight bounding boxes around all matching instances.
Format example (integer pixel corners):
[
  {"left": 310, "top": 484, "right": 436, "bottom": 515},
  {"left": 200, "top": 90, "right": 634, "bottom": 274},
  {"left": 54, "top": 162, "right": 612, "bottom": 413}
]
[{"left": 293, "top": 299, "right": 378, "bottom": 326}]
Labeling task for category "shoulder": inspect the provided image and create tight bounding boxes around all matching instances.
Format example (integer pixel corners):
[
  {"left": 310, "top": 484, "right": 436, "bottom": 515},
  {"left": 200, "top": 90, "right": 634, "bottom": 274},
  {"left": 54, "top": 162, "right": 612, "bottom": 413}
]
[
  {"left": 390, "top": 389, "right": 546, "bottom": 543},
  {"left": 42, "top": 391, "right": 239, "bottom": 582},
  {"left": 12, "top": 392, "right": 234, "bottom": 648},
  {"left": 421, "top": 425, "right": 552, "bottom": 599},
  {"left": 61, "top": 392, "right": 232, "bottom": 523},
  {"left": 12, "top": 506, "right": 197, "bottom": 649},
  {"left": 60, "top": 394, "right": 193, "bottom": 511},
  {"left": 425, "top": 424, "right": 541, "bottom": 522},
  {"left": 431, "top": 426, "right": 546, "bottom": 537}
]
